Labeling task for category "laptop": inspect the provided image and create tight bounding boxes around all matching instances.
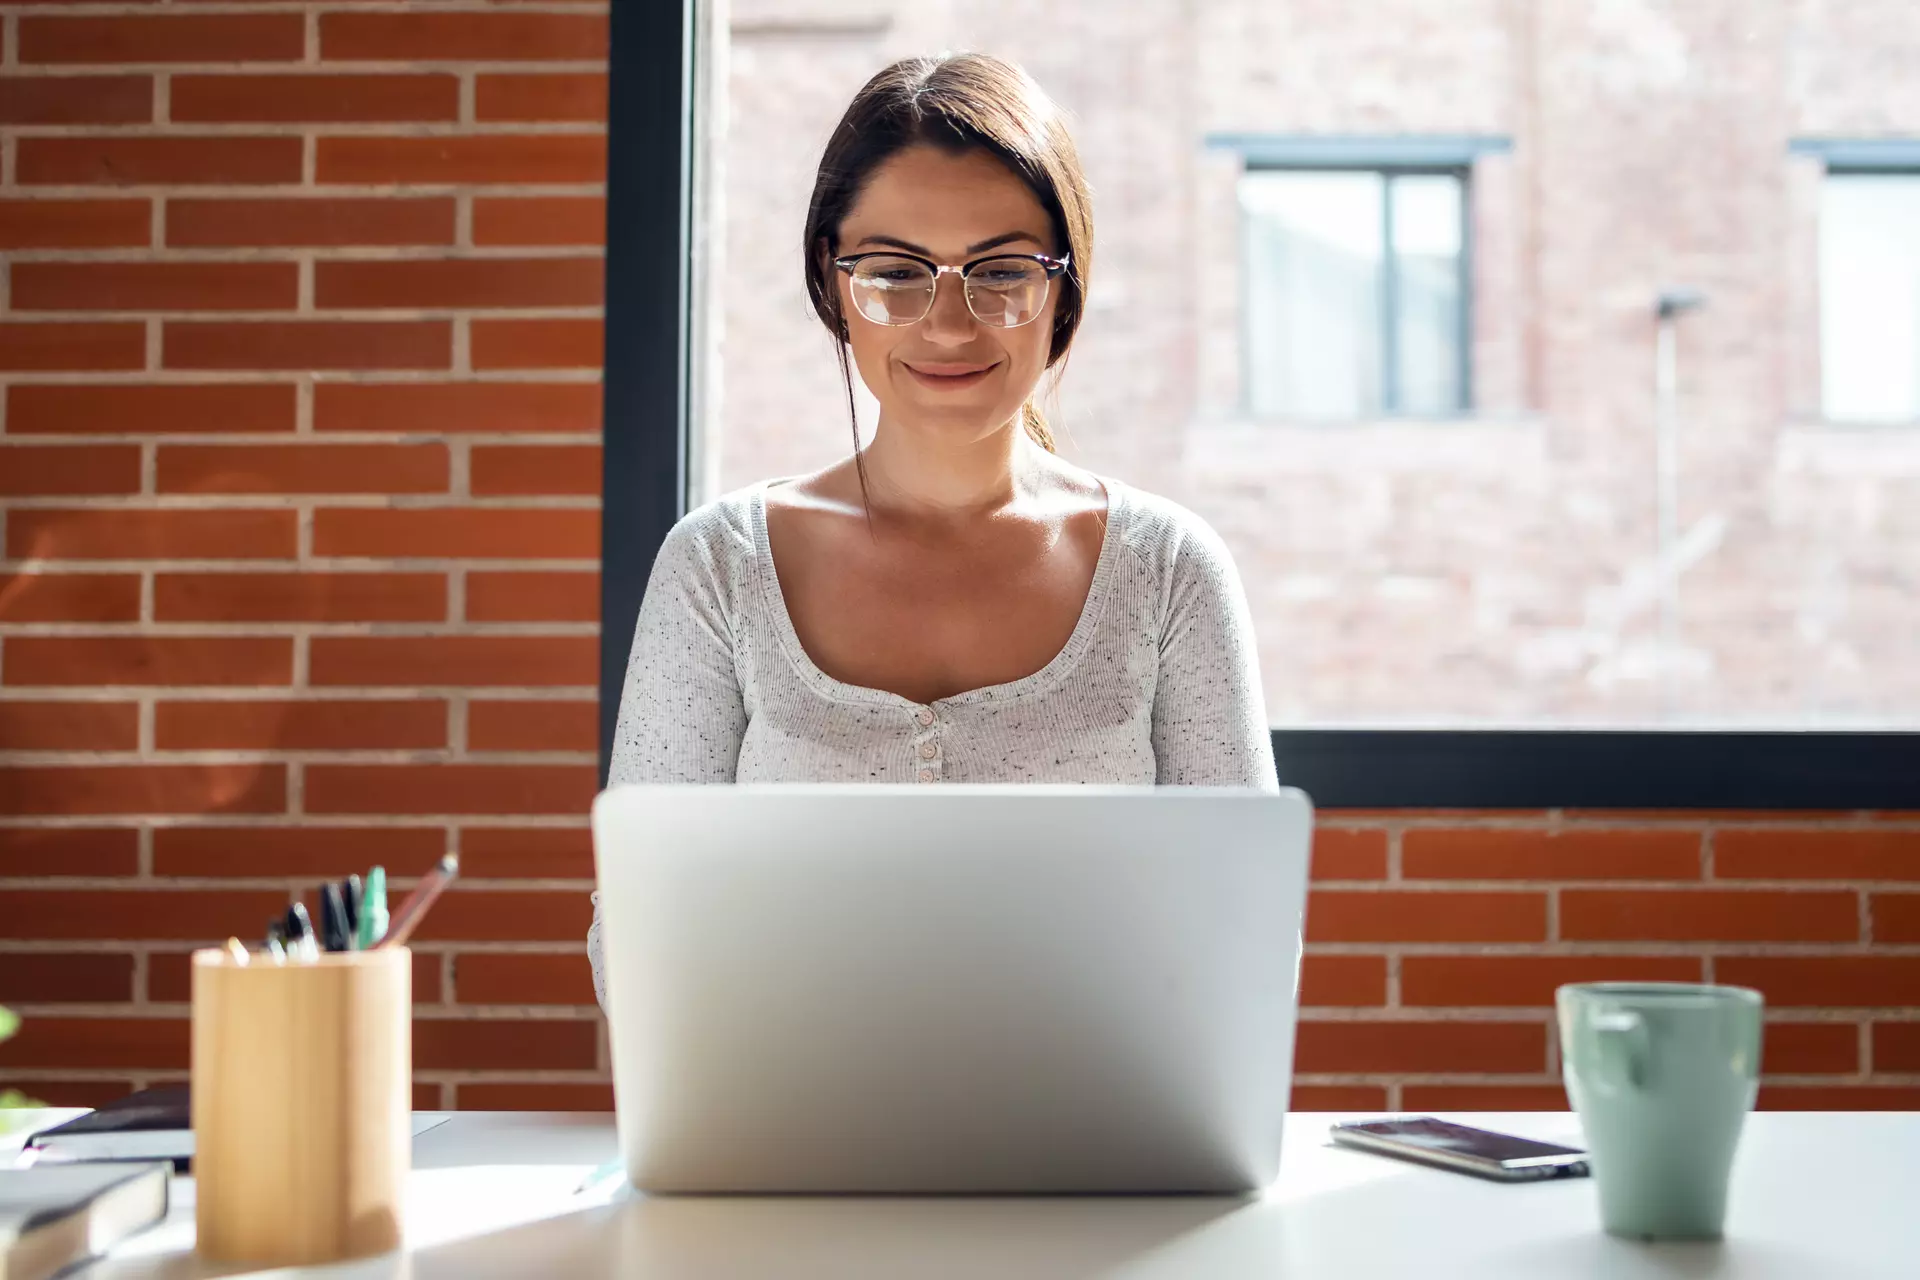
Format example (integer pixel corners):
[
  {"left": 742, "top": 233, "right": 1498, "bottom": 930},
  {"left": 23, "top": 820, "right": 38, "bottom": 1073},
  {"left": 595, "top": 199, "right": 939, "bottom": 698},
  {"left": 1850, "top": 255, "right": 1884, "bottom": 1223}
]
[{"left": 590, "top": 784, "right": 1313, "bottom": 1194}]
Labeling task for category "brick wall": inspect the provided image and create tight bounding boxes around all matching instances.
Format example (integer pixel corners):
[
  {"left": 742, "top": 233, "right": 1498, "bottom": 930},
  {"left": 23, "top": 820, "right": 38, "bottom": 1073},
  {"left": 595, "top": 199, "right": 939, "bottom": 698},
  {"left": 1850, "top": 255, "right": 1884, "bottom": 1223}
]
[{"left": 2, "top": 4, "right": 1916, "bottom": 1115}]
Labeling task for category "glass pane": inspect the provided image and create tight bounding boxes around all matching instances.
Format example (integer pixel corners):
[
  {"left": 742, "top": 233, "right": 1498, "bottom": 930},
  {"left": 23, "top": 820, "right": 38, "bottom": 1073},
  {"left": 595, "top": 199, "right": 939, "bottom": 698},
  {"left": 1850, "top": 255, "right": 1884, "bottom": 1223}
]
[
  {"left": 1821, "top": 175, "right": 1920, "bottom": 423},
  {"left": 1391, "top": 173, "right": 1465, "bottom": 415},
  {"left": 1241, "top": 170, "right": 1383, "bottom": 417}
]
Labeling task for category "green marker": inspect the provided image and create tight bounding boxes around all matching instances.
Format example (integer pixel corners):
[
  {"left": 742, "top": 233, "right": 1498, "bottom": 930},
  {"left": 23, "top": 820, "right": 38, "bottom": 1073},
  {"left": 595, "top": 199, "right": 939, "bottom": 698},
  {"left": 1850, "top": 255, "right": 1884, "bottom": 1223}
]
[{"left": 357, "top": 865, "right": 389, "bottom": 950}]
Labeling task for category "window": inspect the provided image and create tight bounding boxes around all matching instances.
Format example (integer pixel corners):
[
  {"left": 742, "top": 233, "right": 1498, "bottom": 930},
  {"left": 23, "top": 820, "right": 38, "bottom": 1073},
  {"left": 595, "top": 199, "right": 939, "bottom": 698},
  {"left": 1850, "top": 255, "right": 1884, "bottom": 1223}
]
[
  {"left": 1820, "top": 173, "right": 1920, "bottom": 423},
  {"left": 1241, "top": 169, "right": 1467, "bottom": 418}
]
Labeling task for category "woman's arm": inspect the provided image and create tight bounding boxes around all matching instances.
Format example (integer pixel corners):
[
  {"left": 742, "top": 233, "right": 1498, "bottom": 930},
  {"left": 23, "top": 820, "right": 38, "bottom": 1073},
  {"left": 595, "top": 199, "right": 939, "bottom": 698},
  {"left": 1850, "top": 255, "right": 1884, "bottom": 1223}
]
[
  {"left": 591, "top": 508, "right": 750, "bottom": 1005},
  {"left": 1149, "top": 516, "right": 1279, "bottom": 792}
]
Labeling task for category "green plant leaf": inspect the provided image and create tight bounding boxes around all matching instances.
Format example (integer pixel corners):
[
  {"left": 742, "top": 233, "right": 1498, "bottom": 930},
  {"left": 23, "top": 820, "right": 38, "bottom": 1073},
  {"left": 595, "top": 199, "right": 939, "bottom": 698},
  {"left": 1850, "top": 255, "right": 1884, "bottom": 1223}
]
[{"left": 0, "top": 1006, "right": 17, "bottom": 1043}]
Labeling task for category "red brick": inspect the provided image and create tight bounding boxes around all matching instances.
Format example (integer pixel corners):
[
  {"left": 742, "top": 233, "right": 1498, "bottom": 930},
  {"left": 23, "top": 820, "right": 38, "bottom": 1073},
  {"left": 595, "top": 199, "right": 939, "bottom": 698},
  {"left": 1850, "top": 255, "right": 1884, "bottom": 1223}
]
[
  {"left": 157, "top": 442, "right": 448, "bottom": 495},
  {"left": 1288, "top": 1084, "right": 1389, "bottom": 1111},
  {"left": 156, "top": 572, "right": 447, "bottom": 624},
  {"left": 1403, "top": 828, "right": 1702, "bottom": 881},
  {"left": 455, "top": 953, "right": 593, "bottom": 1005},
  {"left": 1560, "top": 890, "right": 1860, "bottom": 943},
  {"left": 172, "top": 73, "right": 458, "bottom": 124},
  {"left": 413, "top": 1017, "right": 596, "bottom": 1071},
  {"left": 0, "top": 74, "right": 151, "bottom": 124},
  {"left": 5, "top": 637, "right": 292, "bottom": 688},
  {"left": 458, "top": 826, "right": 593, "bottom": 879},
  {"left": 0, "top": 700, "right": 139, "bottom": 752},
  {"left": 321, "top": 13, "right": 607, "bottom": 62},
  {"left": 0, "top": 573, "right": 141, "bottom": 623},
  {"left": 468, "top": 699, "right": 597, "bottom": 752},
  {"left": 1400, "top": 955, "right": 1705, "bottom": 1007},
  {"left": 1294, "top": 1020, "right": 1547, "bottom": 1074},
  {"left": 17, "top": 136, "right": 302, "bottom": 186},
  {"left": 470, "top": 444, "right": 601, "bottom": 497},
  {"left": 153, "top": 825, "right": 445, "bottom": 879},
  {"left": 154, "top": 698, "right": 446, "bottom": 751},
  {"left": 311, "top": 636, "right": 595, "bottom": 688},
  {"left": 1875, "top": 1022, "right": 1920, "bottom": 1073},
  {"left": 306, "top": 764, "right": 595, "bottom": 817},
  {"left": 148, "top": 947, "right": 439, "bottom": 1003},
  {"left": 0, "top": 1017, "right": 186, "bottom": 1069},
  {"left": 7, "top": 509, "right": 297, "bottom": 561},
  {"left": 1305, "top": 890, "right": 1547, "bottom": 943},
  {"left": 315, "top": 257, "right": 603, "bottom": 311},
  {"left": 315, "top": 381, "right": 600, "bottom": 434},
  {"left": 408, "top": 888, "right": 591, "bottom": 941},
  {"left": 19, "top": 14, "right": 304, "bottom": 64},
  {"left": 312, "top": 508, "right": 598, "bottom": 560},
  {"left": 455, "top": 1082, "right": 612, "bottom": 1112},
  {"left": 168, "top": 197, "right": 454, "bottom": 249},
  {"left": 0, "top": 828, "right": 138, "bottom": 876},
  {"left": 1299, "top": 954, "right": 1386, "bottom": 1006},
  {"left": 1400, "top": 1085, "right": 1570, "bottom": 1111},
  {"left": 0, "top": 1080, "right": 136, "bottom": 1109},
  {"left": 467, "top": 571, "right": 598, "bottom": 623},
  {"left": 1309, "top": 827, "right": 1387, "bottom": 880},
  {"left": 475, "top": 73, "right": 607, "bottom": 123},
  {"left": 1876, "top": 893, "right": 1920, "bottom": 942},
  {"left": 0, "top": 199, "right": 149, "bottom": 250},
  {"left": 0, "top": 444, "right": 141, "bottom": 496},
  {"left": 1718, "top": 956, "right": 1920, "bottom": 1008},
  {"left": 472, "top": 318, "right": 603, "bottom": 370},
  {"left": 0, "top": 953, "right": 133, "bottom": 1004},
  {"left": 0, "top": 764, "right": 287, "bottom": 816},
  {"left": 1758, "top": 1086, "right": 1920, "bottom": 1110},
  {"left": 473, "top": 197, "right": 605, "bottom": 247},
  {"left": 6, "top": 382, "right": 295, "bottom": 435},
  {"left": 1765, "top": 1021, "right": 1859, "bottom": 1074},
  {"left": 0, "top": 889, "right": 290, "bottom": 940},
  {"left": 1715, "top": 829, "right": 1920, "bottom": 881},
  {"left": 164, "top": 320, "right": 451, "bottom": 371},
  {"left": 11, "top": 262, "right": 296, "bottom": 313},
  {"left": 0, "top": 322, "right": 144, "bottom": 371},
  {"left": 316, "top": 135, "right": 606, "bottom": 185}
]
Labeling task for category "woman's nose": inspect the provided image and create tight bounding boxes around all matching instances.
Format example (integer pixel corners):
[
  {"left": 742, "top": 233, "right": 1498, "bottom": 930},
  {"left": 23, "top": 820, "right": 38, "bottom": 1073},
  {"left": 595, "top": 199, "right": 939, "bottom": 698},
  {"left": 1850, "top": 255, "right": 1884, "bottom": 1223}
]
[{"left": 920, "top": 271, "right": 977, "bottom": 343}]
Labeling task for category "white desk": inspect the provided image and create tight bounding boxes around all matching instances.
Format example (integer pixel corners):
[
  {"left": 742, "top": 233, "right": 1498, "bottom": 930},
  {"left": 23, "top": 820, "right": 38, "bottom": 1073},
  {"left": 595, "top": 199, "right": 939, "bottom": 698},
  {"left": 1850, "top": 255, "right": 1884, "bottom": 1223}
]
[{"left": 13, "top": 1110, "right": 1916, "bottom": 1278}]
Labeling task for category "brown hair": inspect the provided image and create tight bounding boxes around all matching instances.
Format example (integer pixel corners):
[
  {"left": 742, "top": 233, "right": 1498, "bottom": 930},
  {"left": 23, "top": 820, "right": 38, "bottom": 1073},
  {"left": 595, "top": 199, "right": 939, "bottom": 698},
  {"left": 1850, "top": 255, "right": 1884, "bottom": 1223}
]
[{"left": 803, "top": 53, "right": 1094, "bottom": 456}]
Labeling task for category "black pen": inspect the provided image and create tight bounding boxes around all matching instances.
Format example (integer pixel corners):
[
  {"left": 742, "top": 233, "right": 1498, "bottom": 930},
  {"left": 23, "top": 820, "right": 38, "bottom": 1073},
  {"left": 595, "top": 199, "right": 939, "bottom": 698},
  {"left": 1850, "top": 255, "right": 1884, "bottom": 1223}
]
[
  {"left": 320, "top": 882, "right": 349, "bottom": 953},
  {"left": 342, "top": 874, "right": 364, "bottom": 951},
  {"left": 283, "top": 902, "right": 319, "bottom": 963}
]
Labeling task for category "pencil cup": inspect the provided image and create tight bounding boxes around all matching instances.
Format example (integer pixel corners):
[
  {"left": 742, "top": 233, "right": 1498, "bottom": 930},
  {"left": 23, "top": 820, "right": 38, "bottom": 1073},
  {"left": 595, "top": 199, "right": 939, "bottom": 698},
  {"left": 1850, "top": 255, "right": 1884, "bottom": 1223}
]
[{"left": 192, "top": 946, "right": 411, "bottom": 1265}]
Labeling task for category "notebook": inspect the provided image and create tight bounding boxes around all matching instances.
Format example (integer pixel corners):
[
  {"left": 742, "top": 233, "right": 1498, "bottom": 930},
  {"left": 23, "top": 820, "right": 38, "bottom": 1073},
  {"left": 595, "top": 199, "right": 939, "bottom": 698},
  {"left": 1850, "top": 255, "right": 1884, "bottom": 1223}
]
[{"left": 0, "top": 1162, "right": 169, "bottom": 1280}]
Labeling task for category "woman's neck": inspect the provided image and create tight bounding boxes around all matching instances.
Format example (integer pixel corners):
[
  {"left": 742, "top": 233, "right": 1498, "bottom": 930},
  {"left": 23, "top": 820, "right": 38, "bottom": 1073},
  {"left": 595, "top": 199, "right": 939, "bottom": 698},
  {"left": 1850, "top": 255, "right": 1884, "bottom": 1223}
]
[{"left": 858, "top": 415, "right": 1045, "bottom": 518}]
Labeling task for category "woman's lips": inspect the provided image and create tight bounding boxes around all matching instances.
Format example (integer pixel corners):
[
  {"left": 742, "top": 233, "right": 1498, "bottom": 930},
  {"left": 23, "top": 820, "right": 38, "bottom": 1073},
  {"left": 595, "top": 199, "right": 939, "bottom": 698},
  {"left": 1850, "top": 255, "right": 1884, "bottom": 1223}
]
[{"left": 904, "top": 362, "right": 996, "bottom": 391}]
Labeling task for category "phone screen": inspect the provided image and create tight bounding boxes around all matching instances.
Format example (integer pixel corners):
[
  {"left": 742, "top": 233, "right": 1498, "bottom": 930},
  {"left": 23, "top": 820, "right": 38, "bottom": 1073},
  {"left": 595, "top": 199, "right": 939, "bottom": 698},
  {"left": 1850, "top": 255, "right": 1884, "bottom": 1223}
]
[{"left": 1346, "top": 1118, "right": 1582, "bottom": 1165}]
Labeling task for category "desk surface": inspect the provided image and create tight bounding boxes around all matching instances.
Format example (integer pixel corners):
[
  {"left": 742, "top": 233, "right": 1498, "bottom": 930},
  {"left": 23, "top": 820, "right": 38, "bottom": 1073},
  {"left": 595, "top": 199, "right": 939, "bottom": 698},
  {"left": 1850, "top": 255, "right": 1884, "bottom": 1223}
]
[{"left": 11, "top": 1109, "right": 1916, "bottom": 1279}]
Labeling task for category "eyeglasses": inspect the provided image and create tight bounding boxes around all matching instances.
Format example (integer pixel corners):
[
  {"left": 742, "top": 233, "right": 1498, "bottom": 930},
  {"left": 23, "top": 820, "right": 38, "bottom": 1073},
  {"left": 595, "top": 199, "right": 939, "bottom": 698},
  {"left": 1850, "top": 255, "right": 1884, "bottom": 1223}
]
[{"left": 833, "top": 251, "right": 1071, "bottom": 329}]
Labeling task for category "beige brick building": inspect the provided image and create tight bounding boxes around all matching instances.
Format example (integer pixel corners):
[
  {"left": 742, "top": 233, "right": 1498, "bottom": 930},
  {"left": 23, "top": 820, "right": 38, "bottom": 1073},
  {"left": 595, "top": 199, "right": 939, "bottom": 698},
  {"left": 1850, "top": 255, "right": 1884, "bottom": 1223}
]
[{"left": 710, "top": 0, "right": 1920, "bottom": 727}]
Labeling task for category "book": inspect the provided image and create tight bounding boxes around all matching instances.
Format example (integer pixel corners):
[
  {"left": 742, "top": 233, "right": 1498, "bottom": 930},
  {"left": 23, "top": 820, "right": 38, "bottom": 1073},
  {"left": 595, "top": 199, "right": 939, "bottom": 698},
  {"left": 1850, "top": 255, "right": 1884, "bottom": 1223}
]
[{"left": 0, "top": 1162, "right": 169, "bottom": 1280}]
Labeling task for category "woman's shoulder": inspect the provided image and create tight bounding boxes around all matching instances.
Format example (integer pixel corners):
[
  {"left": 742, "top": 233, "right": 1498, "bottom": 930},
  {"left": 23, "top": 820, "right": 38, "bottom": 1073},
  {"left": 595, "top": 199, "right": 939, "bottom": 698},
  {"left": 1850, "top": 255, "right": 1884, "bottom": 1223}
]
[{"left": 1105, "top": 478, "right": 1238, "bottom": 580}]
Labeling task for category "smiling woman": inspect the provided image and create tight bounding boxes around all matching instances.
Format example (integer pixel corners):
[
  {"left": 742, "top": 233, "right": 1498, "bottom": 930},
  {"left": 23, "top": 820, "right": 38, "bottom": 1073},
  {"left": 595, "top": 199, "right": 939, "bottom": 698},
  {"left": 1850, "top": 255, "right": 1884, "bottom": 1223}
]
[{"left": 591, "top": 53, "right": 1278, "bottom": 1004}]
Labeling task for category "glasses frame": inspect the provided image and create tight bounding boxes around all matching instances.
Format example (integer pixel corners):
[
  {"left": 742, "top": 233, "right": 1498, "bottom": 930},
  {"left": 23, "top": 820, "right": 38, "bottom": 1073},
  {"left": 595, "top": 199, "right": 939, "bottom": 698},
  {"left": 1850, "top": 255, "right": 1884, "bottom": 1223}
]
[{"left": 832, "top": 250, "right": 1072, "bottom": 328}]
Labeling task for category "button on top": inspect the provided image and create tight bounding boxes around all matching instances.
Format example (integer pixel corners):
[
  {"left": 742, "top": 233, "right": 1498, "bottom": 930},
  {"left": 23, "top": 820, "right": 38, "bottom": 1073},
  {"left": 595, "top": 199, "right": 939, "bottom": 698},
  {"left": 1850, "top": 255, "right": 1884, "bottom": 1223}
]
[
  {"left": 918, "top": 742, "right": 939, "bottom": 760},
  {"left": 915, "top": 707, "right": 936, "bottom": 727}
]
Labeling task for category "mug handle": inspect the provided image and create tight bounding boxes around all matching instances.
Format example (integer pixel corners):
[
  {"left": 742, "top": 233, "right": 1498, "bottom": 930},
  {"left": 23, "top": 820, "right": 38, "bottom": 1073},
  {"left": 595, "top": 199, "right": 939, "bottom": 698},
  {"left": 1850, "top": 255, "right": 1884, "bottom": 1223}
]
[{"left": 1591, "top": 1009, "right": 1649, "bottom": 1090}]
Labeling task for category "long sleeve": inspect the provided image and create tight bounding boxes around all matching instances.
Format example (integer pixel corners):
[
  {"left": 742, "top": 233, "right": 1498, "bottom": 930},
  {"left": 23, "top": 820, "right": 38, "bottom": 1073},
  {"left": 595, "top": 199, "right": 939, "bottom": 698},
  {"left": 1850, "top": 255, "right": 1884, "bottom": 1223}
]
[
  {"left": 591, "top": 507, "right": 750, "bottom": 1005},
  {"left": 1148, "top": 515, "right": 1279, "bottom": 791}
]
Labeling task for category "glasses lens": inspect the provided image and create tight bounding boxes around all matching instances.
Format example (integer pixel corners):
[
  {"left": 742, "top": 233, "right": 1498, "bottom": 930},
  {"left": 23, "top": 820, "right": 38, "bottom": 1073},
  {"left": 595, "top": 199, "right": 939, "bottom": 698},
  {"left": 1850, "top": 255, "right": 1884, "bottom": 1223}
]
[
  {"left": 966, "top": 258, "right": 1051, "bottom": 328},
  {"left": 848, "top": 256, "right": 935, "bottom": 325}
]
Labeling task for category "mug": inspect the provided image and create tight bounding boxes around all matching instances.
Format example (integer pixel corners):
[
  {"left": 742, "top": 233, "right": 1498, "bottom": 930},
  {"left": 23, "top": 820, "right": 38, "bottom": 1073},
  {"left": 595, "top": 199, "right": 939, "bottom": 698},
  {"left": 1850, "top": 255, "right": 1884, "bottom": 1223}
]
[{"left": 1556, "top": 982, "right": 1763, "bottom": 1240}]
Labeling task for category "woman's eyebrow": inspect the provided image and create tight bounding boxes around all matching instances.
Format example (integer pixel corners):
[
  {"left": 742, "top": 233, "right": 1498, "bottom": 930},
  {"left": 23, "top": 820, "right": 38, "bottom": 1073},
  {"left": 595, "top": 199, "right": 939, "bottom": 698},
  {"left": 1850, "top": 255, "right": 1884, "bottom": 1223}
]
[{"left": 853, "top": 231, "right": 1047, "bottom": 256}]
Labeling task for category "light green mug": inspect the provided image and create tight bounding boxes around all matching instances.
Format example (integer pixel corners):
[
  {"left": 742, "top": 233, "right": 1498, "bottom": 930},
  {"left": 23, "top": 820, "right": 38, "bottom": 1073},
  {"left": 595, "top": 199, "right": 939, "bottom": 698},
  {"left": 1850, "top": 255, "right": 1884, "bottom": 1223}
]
[{"left": 1556, "top": 982, "right": 1764, "bottom": 1240}]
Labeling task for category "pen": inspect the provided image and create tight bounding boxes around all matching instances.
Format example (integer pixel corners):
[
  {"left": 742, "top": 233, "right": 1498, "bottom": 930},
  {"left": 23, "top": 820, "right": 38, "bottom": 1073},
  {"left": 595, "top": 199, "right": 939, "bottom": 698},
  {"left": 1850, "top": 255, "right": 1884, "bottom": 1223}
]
[
  {"left": 379, "top": 853, "right": 459, "bottom": 949},
  {"left": 265, "top": 934, "right": 287, "bottom": 965},
  {"left": 284, "top": 902, "right": 319, "bottom": 963},
  {"left": 342, "top": 874, "right": 364, "bottom": 950},
  {"left": 358, "top": 866, "right": 389, "bottom": 950},
  {"left": 225, "top": 936, "right": 250, "bottom": 966},
  {"left": 320, "top": 881, "right": 350, "bottom": 953}
]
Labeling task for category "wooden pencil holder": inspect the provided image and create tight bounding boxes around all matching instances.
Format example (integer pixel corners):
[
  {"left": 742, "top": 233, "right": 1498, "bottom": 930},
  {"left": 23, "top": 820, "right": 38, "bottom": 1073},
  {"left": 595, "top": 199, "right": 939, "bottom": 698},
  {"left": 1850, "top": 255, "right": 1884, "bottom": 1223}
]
[{"left": 191, "top": 946, "right": 411, "bottom": 1266}]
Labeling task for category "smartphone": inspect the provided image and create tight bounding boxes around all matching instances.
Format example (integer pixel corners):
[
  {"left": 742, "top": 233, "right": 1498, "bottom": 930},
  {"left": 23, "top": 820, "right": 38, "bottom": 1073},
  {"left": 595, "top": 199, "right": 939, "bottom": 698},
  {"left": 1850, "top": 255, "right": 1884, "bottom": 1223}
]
[{"left": 1328, "top": 1117, "right": 1590, "bottom": 1183}]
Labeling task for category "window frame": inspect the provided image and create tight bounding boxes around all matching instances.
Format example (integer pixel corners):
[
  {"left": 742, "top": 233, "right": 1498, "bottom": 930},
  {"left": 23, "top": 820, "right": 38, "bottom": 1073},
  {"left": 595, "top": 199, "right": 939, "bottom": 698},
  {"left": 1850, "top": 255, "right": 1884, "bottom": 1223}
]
[{"left": 601, "top": 4, "right": 1920, "bottom": 807}]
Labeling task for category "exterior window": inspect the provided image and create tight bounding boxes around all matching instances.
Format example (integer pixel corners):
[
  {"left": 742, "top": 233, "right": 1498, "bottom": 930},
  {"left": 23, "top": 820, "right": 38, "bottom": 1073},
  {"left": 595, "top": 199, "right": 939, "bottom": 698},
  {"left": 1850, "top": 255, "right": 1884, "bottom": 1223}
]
[
  {"left": 1241, "top": 169, "right": 1467, "bottom": 419},
  {"left": 1821, "top": 173, "right": 1920, "bottom": 423}
]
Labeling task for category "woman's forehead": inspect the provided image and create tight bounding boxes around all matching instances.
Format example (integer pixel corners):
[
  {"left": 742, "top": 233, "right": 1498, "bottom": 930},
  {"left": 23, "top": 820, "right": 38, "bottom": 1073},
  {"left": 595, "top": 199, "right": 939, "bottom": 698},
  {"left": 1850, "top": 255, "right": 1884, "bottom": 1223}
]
[{"left": 841, "top": 145, "right": 1052, "bottom": 253}]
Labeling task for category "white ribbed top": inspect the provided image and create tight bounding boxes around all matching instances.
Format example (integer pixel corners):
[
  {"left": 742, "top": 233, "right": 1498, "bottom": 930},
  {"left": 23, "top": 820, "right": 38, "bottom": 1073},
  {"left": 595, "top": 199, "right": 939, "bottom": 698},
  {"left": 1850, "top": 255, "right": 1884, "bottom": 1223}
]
[{"left": 590, "top": 477, "right": 1277, "bottom": 1002}]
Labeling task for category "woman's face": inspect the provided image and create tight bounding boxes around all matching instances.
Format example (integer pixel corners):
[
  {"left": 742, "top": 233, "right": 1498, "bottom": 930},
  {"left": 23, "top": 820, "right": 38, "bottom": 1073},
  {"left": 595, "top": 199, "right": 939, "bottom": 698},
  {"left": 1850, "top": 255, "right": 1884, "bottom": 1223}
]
[{"left": 833, "top": 144, "right": 1062, "bottom": 443}]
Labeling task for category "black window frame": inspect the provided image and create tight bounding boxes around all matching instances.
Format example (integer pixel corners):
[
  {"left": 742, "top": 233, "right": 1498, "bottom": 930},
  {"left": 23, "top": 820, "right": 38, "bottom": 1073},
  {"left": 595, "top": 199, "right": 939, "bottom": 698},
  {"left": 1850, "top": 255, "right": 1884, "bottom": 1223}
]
[{"left": 601, "top": 5, "right": 1920, "bottom": 808}]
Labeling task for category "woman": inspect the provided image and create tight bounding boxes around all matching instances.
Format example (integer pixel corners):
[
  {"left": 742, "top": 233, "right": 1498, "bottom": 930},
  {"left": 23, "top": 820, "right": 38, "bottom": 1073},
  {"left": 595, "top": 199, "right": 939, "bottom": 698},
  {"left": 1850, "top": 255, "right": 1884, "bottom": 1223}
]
[{"left": 593, "top": 53, "right": 1275, "bottom": 1000}]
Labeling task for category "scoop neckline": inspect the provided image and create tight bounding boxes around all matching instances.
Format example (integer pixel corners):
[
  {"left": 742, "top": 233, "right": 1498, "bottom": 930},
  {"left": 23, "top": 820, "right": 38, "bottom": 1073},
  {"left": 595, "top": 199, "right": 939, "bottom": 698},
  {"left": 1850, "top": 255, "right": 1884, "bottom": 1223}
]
[{"left": 750, "top": 475, "right": 1127, "bottom": 710}]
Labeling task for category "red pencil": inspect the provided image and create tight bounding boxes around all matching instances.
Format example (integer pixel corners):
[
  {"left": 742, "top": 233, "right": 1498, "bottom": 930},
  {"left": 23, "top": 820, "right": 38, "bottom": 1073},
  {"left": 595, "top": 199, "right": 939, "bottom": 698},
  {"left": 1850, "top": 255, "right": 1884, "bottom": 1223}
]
[{"left": 378, "top": 852, "right": 460, "bottom": 949}]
